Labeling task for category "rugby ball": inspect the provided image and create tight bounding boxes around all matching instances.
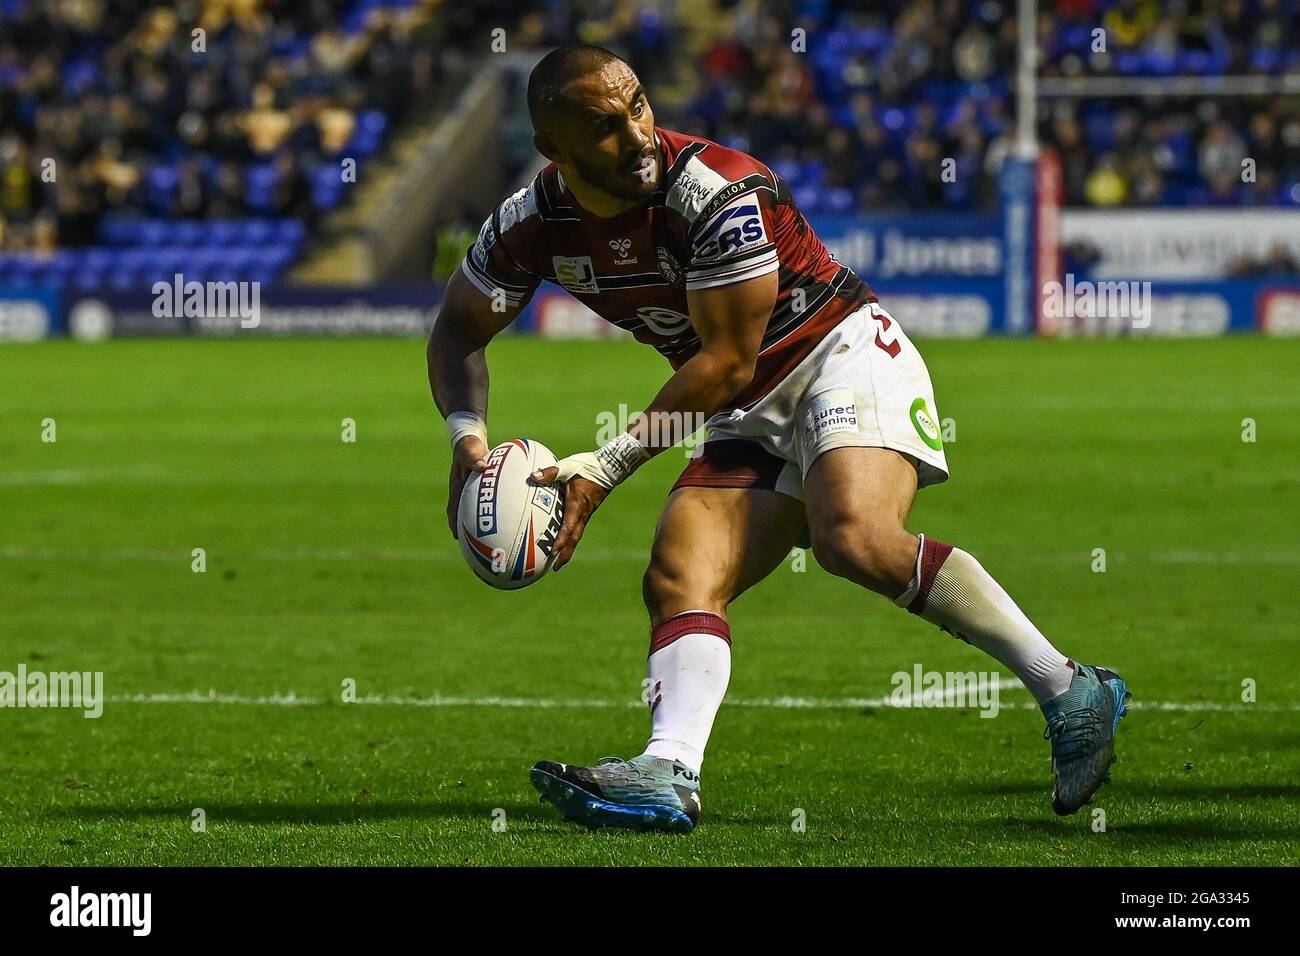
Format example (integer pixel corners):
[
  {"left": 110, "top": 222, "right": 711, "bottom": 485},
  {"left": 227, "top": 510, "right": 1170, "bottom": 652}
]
[{"left": 457, "top": 439, "right": 565, "bottom": 590}]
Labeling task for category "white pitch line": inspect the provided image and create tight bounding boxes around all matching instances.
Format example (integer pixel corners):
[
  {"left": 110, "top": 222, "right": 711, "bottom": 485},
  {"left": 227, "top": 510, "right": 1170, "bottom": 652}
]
[
  {"left": 6, "top": 544, "right": 1300, "bottom": 565},
  {"left": 0, "top": 470, "right": 91, "bottom": 486},
  {"left": 101, "top": 688, "right": 1297, "bottom": 713},
  {"left": 109, "top": 691, "right": 318, "bottom": 706}
]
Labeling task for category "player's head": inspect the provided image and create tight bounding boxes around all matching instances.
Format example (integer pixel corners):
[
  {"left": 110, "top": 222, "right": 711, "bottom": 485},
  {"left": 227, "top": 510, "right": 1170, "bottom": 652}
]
[{"left": 527, "top": 44, "right": 659, "bottom": 207}]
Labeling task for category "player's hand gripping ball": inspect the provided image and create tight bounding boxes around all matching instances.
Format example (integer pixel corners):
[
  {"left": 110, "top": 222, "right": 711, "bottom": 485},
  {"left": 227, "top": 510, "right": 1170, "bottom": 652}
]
[{"left": 456, "top": 439, "right": 565, "bottom": 589}]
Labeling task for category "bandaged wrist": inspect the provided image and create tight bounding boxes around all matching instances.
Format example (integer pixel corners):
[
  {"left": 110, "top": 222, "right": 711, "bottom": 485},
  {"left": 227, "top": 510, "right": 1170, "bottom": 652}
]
[
  {"left": 446, "top": 411, "right": 488, "bottom": 449},
  {"left": 594, "top": 431, "right": 651, "bottom": 486}
]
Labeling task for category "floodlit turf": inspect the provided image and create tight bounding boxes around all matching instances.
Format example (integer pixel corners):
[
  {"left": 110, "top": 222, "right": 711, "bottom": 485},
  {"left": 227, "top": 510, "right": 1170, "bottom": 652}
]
[{"left": 1, "top": 334, "right": 1297, "bottom": 866}]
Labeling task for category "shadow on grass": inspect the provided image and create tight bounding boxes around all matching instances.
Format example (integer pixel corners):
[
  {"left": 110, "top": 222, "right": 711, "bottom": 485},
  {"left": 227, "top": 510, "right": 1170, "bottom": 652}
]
[
  {"left": 44, "top": 799, "right": 557, "bottom": 827},
  {"left": 986, "top": 816, "right": 1300, "bottom": 844},
  {"left": 958, "top": 781, "right": 1300, "bottom": 800},
  {"left": 41, "top": 801, "right": 797, "bottom": 838}
]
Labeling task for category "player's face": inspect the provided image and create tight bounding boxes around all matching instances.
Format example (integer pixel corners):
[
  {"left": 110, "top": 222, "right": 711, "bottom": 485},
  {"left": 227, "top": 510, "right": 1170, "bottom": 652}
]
[{"left": 552, "top": 64, "right": 659, "bottom": 203}]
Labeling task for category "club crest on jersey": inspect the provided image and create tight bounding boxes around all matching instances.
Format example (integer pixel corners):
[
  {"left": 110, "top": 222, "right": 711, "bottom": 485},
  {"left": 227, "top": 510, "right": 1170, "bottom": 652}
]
[
  {"left": 656, "top": 246, "right": 683, "bottom": 287},
  {"left": 695, "top": 196, "right": 767, "bottom": 260},
  {"left": 552, "top": 255, "right": 599, "bottom": 294}
]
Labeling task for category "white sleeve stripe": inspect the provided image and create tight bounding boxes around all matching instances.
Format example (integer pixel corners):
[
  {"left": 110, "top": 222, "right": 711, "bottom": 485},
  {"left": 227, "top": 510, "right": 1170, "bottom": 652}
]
[
  {"left": 459, "top": 258, "right": 527, "bottom": 302},
  {"left": 686, "top": 249, "right": 778, "bottom": 281},
  {"left": 687, "top": 244, "right": 777, "bottom": 277},
  {"left": 684, "top": 257, "right": 779, "bottom": 291}
]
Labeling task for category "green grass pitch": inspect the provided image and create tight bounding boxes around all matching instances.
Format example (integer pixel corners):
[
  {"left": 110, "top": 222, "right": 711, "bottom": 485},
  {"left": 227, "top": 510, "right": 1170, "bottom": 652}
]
[{"left": 0, "top": 334, "right": 1296, "bottom": 866}]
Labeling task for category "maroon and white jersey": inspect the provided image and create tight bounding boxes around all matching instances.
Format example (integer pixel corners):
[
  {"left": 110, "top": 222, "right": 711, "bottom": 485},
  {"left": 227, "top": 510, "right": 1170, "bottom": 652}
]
[{"left": 460, "top": 127, "right": 875, "bottom": 411}]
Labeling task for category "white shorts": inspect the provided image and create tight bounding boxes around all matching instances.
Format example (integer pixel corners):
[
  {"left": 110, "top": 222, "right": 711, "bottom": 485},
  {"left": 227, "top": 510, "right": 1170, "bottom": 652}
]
[{"left": 678, "top": 301, "right": 949, "bottom": 503}]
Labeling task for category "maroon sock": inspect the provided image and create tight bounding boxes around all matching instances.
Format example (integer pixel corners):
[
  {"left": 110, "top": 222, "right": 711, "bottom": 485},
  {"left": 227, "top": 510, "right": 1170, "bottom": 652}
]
[
  {"left": 907, "top": 537, "right": 954, "bottom": 616},
  {"left": 649, "top": 610, "right": 730, "bottom": 656}
]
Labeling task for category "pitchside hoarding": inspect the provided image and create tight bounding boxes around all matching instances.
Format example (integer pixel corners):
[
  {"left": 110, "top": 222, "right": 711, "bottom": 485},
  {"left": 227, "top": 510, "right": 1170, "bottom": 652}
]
[
  {"left": 4, "top": 199, "right": 1298, "bottom": 340},
  {"left": 0, "top": 287, "right": 59, "bottom": 341},
  {"left": 57, "top": 285, "right": 443, "bottom": 339},
  {"left": 1061, "top": 209, "right": 1300, "bottom": 281}
]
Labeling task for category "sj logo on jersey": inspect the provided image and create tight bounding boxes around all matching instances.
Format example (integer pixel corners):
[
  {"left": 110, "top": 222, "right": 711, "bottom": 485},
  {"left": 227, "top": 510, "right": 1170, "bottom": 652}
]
[
  {"left": 695, "top": 196, "right": 767, "bottom": 260},
  {"left": 552, "top": 255, "right": 599, "bottom": 294}
]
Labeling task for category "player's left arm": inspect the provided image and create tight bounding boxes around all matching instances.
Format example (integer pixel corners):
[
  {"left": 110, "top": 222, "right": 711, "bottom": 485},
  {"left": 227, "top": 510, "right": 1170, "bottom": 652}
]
[{"left": 533, "top": 270, "right": 778, "bottom": 569}]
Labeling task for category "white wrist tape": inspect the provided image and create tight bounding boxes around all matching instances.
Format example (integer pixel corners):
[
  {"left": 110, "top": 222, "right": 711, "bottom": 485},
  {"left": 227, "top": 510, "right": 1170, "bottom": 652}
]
[
  {"left": 446, "top": 411, "right": 488, "bottom": 449},
  {"left": 595, "top": 431, "right": 651, "bottom": 485},
  {"left": 553, "top": 432, "right": 650, "bottom": 489}
]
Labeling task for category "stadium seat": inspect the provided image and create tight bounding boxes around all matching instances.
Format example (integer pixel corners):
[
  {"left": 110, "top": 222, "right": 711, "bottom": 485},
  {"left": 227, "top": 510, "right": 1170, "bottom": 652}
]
[
  {"left": 310, "top": 164, "right": 347, "bottom": 211},
  {"left": 245, "top": 164, "right": 281, "bottom": 215},
  {"left": 146, "top": 165, "right": 180, "bottom": 215}
]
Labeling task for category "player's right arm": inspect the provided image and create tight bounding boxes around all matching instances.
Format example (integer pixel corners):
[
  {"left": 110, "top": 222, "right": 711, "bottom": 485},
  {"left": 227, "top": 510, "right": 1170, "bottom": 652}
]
[
  {"left": 428, "top": 187, "right": 543, "bottom": 538},
  {"left": 427, "top": 265, "right": 520, "bottom": 539}
]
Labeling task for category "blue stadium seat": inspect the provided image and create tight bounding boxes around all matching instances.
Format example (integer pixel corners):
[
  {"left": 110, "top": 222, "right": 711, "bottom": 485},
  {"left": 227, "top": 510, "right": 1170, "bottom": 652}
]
[
  {"left": 1252, "top": 49, "right": 1282, "bottom": 73},
  {"left": 204, "top": 220, "right": 243, "bottom": 246},
  {"left": 799, "top": 160, "right": 826, "bottom": 186},
  {"left": 172, "top": 220, "right": 206, "bottom": 247},
  {"left": 72, "top": 270, "right": 106, "bottom": 291},
  {"left": 770, "top": 157, "right": 803, "bottom": 186},
  {"left": 245, "top": 164, "right": 280, "bottom": 214},
  {"left": 849, "top": 28, "right": 891, "bottom": 54},
  {"left": 825, "top": 188, "right": 855, "bottom": 213},
  {"left": 881, "top": 107, "right": 907, "bottom": 132},
  {"left": 146, "top": 165, "right": 179, "bottom": 215},
  {"left": 274, "top": 219, "right": 307, "bottom": 248},
  {"left": 310, "top": 164, "right": 346, "bottom": 211},
  {"left": 107, "top": 268, "right": 139, "bottom": 291},
  {"left": 793, "top": 185, "right": 823, "bottom": 213},
  {"left": 82, "top": 249, "right": 115, "bottom": 272},
  {"left": 138, "top": 220, "right": 171, "bottom": 249},
  {"left": 98, "top": 216, "right": 134, "bottom": 246},
  {"left": 1061, "top": 25, "right": 1092, "bottom": 55},
  {"left": 239, "top": 220, "right": 276, "bottom": 245}
]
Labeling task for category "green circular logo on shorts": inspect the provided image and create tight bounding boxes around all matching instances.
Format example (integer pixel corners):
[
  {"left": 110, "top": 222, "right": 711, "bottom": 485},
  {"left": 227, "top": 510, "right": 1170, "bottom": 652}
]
[{"left": 910, "top": 397, "right": 943, "bottom": 451}]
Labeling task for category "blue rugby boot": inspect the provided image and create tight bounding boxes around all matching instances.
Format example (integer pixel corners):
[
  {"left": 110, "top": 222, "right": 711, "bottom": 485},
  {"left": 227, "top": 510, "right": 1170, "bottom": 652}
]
[
  {"left": 530, "top": 754, "right": 700, "bottom": 833},
  {"left": 1041, "top": 662, "right": 1132, "bottom": 815}
]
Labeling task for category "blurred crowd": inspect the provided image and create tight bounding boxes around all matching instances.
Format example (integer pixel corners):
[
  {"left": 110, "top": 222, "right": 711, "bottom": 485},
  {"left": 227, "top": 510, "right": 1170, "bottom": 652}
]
[
  {"left": 4, "top": 0, "right": 1298, "bottom": 259},
  {"left": 0, "top": 0, "right": 450, "bottom": 252},
  {"left": 525, "top": 0, "right": 1300, "bottom": 212}
]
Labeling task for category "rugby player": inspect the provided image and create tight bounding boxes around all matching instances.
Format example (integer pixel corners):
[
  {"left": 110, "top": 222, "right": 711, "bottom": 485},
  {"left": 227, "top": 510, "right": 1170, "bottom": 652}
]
[{"left": 427, "top": 44, "right": 1130, "bottom": 832}]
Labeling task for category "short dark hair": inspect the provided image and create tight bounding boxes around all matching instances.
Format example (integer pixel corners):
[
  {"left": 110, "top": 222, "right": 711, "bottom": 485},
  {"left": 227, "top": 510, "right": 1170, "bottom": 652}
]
[{"left": 526, "top": 44, "right": 629, "bottom": 132}]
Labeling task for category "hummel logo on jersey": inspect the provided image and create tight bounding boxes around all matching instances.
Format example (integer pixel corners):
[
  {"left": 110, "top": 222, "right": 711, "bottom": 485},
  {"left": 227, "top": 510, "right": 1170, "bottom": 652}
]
[{"left": 608, "top": 238, "right": 638, "bottom": 266}]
